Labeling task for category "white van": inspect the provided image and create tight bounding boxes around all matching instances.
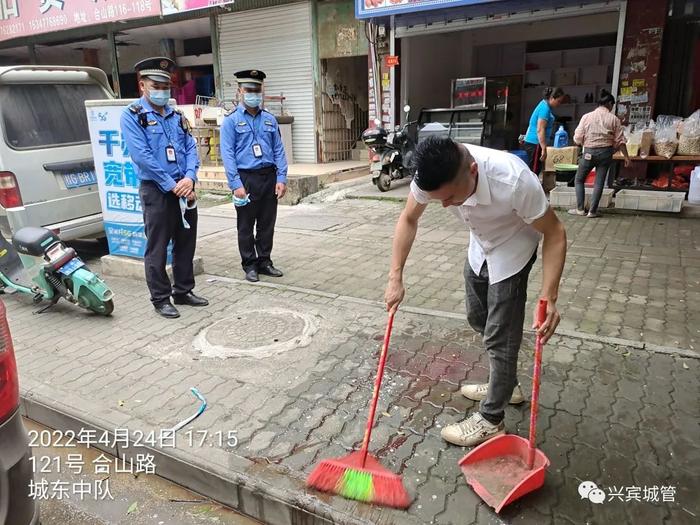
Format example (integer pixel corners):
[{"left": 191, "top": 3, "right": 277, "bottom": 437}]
[{"left": 0, "top": 65, "right": 115, "bottom": 241}]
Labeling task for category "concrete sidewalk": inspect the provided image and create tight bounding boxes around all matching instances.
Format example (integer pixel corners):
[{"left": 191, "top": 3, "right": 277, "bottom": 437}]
[{"left": 7, "top": 197, "right": 700, "bottom": 525}]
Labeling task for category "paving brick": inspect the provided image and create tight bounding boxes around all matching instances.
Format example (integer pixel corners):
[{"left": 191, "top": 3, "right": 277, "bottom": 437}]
[
  {"left": 436, "top": 484, "right": 480, "bottom": 525},
  {"left": 610, "top": 397, "right": 643, "bottom": 429},
  {"left": 410, "top": 476, "right": 452, "bottom": 524}
]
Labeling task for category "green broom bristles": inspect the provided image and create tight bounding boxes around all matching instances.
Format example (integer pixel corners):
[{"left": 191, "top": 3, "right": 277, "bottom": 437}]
[{"left": 336, "top": 468, "right": 374, "bottom": 502}]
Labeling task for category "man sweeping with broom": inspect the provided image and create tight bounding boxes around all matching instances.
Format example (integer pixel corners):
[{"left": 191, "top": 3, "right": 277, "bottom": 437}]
[
  {"left": 384, "top": 137, "right": 567, "bottom": 448},
  {"left": 306, "top": 138, "right": 565, "bottom": 509}
]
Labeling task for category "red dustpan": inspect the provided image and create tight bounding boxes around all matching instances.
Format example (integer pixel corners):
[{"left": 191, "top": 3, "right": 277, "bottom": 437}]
[{"left": 458, "top": 299, "right": 550, "bottom": 513}]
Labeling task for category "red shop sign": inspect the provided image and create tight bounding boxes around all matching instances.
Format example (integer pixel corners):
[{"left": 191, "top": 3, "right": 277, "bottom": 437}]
[
  {"left": 384, "top": 55, "right": 400, "bottom": 68},
  {"left": 0, "top": 0, "right": 161, "bottom": 43}
]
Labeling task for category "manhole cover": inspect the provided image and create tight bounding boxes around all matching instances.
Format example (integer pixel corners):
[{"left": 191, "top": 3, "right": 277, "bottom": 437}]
[{"left": 193, "top": 308, "right": 319, "bottom": 358}]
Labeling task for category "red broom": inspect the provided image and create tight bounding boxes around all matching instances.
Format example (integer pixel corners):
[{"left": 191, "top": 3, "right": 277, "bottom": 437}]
[{"left": 306, "top": 311, "right": 411, "bottom": 509}]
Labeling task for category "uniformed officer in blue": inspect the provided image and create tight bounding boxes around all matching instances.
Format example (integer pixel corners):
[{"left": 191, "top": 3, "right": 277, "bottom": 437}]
[
  {"left": 120, "top": 57, "right": 208, "bottom": 318},
  {"left": 221, "top": 69, "right": 288, "bottom": 282}
]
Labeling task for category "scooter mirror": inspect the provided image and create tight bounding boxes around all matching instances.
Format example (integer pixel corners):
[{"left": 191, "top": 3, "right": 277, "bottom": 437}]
[{"left": 403, "top": 105, "right": 411, "bottom": 114}]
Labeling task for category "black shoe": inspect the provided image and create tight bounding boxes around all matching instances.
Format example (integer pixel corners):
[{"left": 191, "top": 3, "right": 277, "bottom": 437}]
[
  {"left": 245, "top": 269, "right": 259, "bottom": 282},
  {"left": 154, "top": 302, "right": 180, "bottom": 318},
  {"left": 258, "top": 265, "right": 283, "bottom": 277},
  {"left": 173, "top": 292, "right": 209, "bottom": 307}
]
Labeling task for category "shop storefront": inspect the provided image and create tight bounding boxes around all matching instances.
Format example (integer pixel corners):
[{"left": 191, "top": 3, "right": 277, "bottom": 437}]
[
  {"left": 0, "top": 1, "right": 231, "bottom": 100},
  {"left": 216, "top": 1, "right": 316, "bottom": 162},
  {"left": 358, "top": 0, "right": 700, "bottom": 205},
  {"left": 0, "top": 1, "right": 322, "bottom": 165},
  {"left": 357, "top": 0, "right": 627, "bottom": 151}
]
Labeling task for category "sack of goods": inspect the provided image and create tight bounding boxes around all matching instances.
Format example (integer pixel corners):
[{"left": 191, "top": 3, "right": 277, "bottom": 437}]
[
  {"left": 653, "top": 115, "right": 682, "bottom": 159},
  {"left": 624, "top": 124, "right": 641, "bottom": 157},
  {"left": 639, "top": 121, "right": 655, "bottom": 158},
  {"left": 677, "top": 110, "right": 700, "bottom": 156}
]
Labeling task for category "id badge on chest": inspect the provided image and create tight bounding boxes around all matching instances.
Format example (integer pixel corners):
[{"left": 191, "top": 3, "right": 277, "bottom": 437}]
[
  {"left": 166, "top": 145, "right": 177, "bottom": 162},
  {"left": 252, "top": 143, "right": 263, "bottom": 158}
]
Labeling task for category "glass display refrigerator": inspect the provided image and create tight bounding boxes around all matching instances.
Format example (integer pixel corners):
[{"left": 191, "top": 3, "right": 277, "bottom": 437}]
[{"left": 417, "top": 77, "right": 511, "bottom": 148}]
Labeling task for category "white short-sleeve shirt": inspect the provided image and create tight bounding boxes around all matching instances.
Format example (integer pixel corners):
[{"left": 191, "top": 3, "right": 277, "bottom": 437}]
[{"left": 410, "top": 144, "right": 549, "bottom": 284}]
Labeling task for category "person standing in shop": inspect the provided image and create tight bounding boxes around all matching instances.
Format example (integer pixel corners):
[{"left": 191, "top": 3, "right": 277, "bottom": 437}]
[
  {"left": 568, "top": 89, "right": 631, "bottom": 218},
  {"left": 522, "top": 87, "right": 566, "bottom": 174},
  {"left": 220, "top": 70, "right": 288, "bottom": 283}
]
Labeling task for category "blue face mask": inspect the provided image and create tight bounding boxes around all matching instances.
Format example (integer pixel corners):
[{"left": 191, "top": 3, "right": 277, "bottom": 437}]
[
  {"left": 243, "top": 92, "right": 262, "bottom": 108},
  {"left": 232, "top": 193, "right": 251, "bottom": 207},
  {"left": 149, "top": 89, "right": 171, "bottom": 107}
]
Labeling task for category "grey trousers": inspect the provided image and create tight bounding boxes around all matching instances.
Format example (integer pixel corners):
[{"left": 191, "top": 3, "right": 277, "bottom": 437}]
[
  {"left": 574, "top": 146, "right": 614, "bottom": 214},
  {"left": 465, "top": 252, "right": 537, "bottom": 424}
]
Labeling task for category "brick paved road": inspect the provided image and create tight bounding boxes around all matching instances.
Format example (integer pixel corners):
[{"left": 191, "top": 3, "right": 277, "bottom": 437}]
[
  {"left": 199, "top": 199, "right": 700, "bottom": 352},
  {"left": 10, "top": 277, "right": 699, "bottom": 524},
  {"left": 7, "top": 196, "right": 700, "bottom": 524}
]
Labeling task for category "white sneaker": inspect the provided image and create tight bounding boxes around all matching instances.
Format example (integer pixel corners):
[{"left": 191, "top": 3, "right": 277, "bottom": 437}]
[
  {"left": 460, "top": 383, "right": 525, "bottom": 405},
  {"left": 440, "top": 412, "right": 505, "bottom": 447}
]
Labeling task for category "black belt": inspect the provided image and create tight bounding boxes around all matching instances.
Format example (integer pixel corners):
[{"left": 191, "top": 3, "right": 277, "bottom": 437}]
[{"left": 239, "top": 166, "right": 276, "bottom": 176}]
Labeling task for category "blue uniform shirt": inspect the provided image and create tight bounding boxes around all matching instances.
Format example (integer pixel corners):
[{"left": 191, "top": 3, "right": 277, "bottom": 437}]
[
  {"left": 220, "top": 105, "right": 289, "bottom": 191},
  {"left": 524, "top": 99, "right": 555, "bottom": 146},
  {"left": 120, "top": 97, "right": 199, "bottom": 193}
]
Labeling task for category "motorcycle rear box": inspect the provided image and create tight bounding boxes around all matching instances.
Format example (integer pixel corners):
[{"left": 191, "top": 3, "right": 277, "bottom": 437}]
[{"left": 362, "top": 127, "right": 388, "bottom": 147}]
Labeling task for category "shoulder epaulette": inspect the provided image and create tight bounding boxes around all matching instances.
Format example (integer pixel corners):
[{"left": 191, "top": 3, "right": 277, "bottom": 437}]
[
  {"left": 173, "top": 108, "right": 192, "bottom": 134},
  {"left": 128, "top": 104, "right": 148, "bottom": 128}
]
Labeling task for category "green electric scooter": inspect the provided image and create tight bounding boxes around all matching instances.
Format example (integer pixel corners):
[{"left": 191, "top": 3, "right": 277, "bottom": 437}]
[{"left": 0, "top": 226, "right": 114, "bottom": 315}]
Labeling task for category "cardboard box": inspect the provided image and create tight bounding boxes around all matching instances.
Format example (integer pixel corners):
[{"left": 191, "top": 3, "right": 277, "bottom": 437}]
[
  {"left": 545, "top": 146, "right": 580, "bottom": 172},
  {"left": 554, "top": 69, "right": 577, "bottom": 86}
]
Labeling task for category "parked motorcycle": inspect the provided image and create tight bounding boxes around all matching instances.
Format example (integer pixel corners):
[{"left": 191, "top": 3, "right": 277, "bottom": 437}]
[
  {"left": 0, "top": 227, "right": 114, "bottom": 315},
  {"left": 361, "top": 105, "right": 417, "bottom": 192}
]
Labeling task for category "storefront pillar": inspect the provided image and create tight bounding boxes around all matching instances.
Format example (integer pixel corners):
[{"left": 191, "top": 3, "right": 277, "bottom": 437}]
[
  {"left": 108, "top": 31, "right": 121, "bottom": 97},
  {"left": 617, "top": 0, "right": 669, "bottom": 125},
  {"left": 209, "top": 13, "right": 222, "bottom": 100},
  {"left": 311, "top": 0, "right": 323, "bottom": 162}
]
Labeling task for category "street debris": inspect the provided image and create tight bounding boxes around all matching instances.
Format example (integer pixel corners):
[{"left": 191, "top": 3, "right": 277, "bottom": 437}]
[{"left": 170, "top": 387, "right": 207, "bottom": 433}]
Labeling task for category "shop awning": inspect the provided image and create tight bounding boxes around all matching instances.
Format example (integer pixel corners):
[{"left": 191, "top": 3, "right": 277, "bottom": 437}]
[{"left": 394, "top": 0, "right": 623, "bottom": 37}]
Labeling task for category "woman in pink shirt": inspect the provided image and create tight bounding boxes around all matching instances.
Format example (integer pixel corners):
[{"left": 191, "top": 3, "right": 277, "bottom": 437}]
[{"left": 569, "top": 89, "right": 631, "bottom": 218}]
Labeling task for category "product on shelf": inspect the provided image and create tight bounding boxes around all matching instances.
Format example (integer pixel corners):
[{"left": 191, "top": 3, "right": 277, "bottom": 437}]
[
  {"left": 654, "top": 115, "right": 682, "bottom": 159},
  {"left": 639, "top": 124, "right": 654, "bottom": 158},
  {"left": 678, "top": 110, "right": 700, "bottom": 155}
]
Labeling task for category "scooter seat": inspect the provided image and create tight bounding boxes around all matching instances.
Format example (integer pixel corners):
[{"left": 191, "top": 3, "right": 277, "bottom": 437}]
[{"left": 12, "top": 227, "right": 60, "bottom": 257}]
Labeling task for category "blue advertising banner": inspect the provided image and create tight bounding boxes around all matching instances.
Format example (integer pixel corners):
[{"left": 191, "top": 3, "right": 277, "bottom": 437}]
[
  {"left": 85, "top": 100, "right": 149, "bottom": 259},
  {"left": 356, "top": 0, "right": 505, "bottom": 19}
]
